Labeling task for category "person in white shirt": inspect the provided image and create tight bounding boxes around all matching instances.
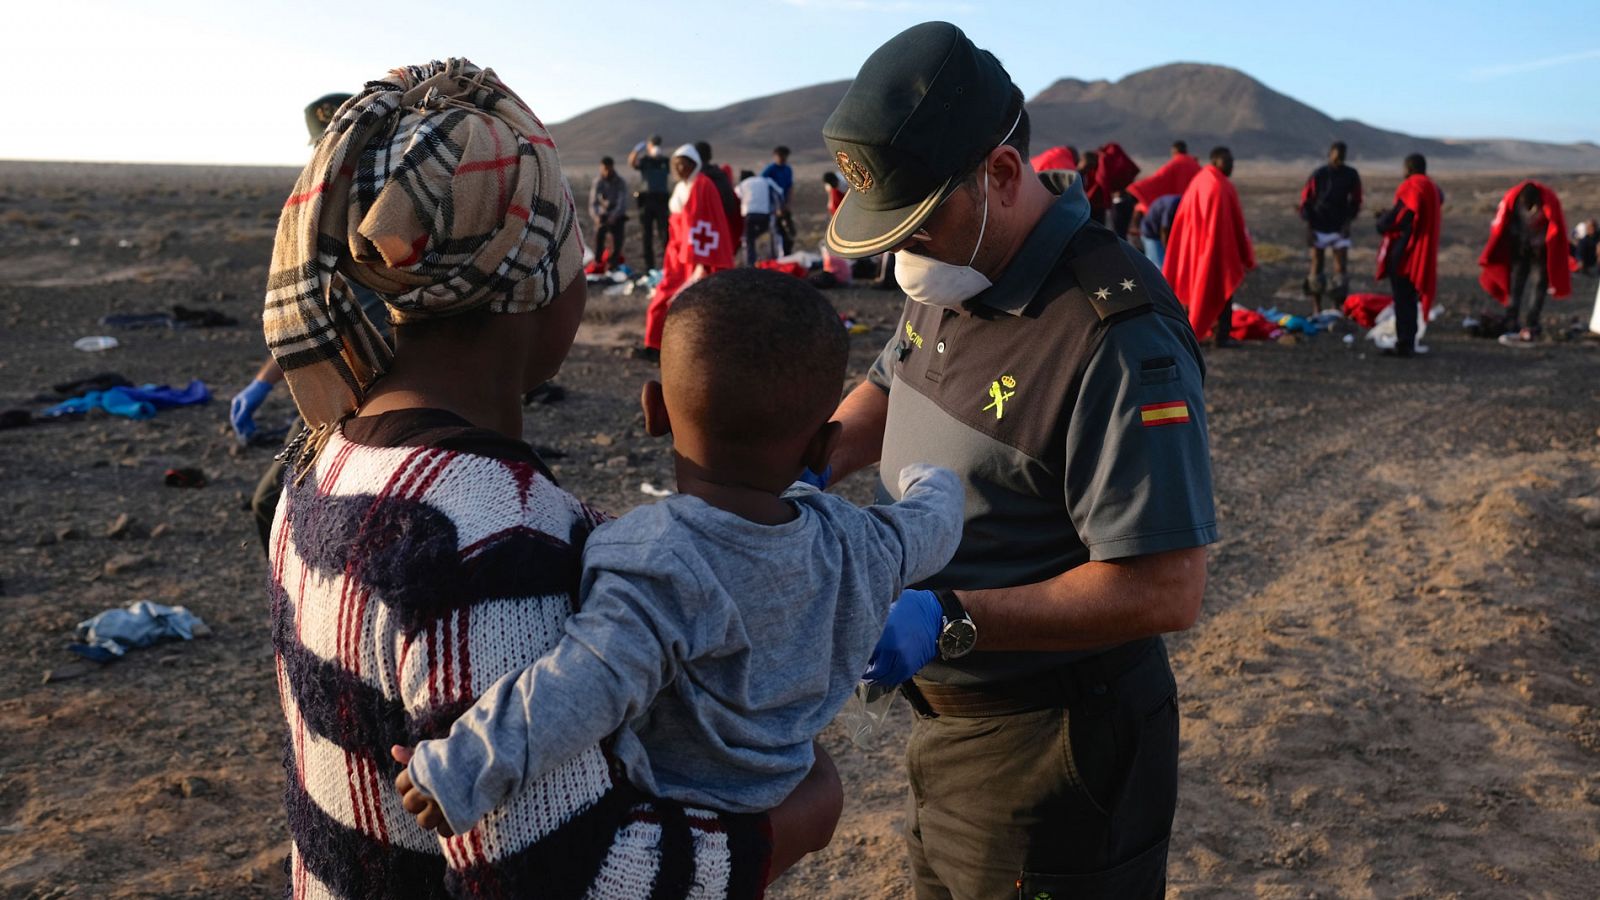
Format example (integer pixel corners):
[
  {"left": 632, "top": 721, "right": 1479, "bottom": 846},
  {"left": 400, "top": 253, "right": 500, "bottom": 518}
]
[{"left": 736, "top": 169, "right": 787, "bottom": 264}]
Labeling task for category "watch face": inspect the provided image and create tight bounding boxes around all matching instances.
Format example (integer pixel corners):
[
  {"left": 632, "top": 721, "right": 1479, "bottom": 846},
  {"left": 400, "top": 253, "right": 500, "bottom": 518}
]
[{"left": 939, "top": 619, "right": 977, "bottom": 659}]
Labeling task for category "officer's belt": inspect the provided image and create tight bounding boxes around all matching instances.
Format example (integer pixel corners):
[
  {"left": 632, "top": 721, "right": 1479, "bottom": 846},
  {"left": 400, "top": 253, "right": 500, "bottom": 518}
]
[{"left": 906, "top": 638, "right": 1158, "bottom": 718}]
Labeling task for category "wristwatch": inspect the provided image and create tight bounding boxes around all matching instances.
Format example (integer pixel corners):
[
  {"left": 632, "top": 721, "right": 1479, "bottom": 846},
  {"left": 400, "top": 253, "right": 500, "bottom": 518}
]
[{"left": 933, "top": 589, "right": 978, "bottom": 660}]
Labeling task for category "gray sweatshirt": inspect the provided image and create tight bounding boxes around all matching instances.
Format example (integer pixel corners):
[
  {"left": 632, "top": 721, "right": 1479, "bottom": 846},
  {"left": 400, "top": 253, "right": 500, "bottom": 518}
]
[{"left": 408, "top": 465, "right": 963, "bottom": 832}]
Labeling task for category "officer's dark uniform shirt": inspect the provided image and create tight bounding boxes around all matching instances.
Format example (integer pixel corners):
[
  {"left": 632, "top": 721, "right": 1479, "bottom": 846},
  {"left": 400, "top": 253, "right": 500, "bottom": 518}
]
[{"left": 868, "top": 178, "right": 1217, "bottom": 687}]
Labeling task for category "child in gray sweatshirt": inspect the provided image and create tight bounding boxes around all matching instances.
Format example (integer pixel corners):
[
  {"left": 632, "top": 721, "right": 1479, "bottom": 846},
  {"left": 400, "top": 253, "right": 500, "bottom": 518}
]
[{"left": 396, "top": 269, "right": 964, "bottom": 837}]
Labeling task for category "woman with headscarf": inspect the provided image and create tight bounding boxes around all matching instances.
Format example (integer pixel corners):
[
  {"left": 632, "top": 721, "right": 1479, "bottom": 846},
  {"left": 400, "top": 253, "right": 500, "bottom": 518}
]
[
  {"left": 264, "top": 59, "right": 836, "bottom": 899},
  {"left": 634, "top": 144, "right": 735, "bottom": 363}
]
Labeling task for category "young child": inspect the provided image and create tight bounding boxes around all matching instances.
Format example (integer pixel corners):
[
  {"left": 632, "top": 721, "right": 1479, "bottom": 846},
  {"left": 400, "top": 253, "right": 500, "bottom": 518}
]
[{"left": 394, "top": 268, "right": 963, "bottom": 837}]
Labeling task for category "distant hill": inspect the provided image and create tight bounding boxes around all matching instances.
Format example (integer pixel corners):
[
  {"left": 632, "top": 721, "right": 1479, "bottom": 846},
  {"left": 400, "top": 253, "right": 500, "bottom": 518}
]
[{"left": 547, "top": 64, "right": 1600, "bottom": 172}]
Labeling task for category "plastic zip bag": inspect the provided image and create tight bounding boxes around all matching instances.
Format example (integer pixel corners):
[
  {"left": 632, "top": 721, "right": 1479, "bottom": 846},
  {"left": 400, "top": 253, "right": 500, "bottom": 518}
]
[{"left": 839, "top": 681, "right": 901, "bottom": 749}]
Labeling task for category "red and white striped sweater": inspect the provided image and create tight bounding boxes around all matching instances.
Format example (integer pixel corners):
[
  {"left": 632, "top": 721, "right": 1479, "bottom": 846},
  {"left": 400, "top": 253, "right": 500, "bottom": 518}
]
[{"left": 270, "top": 424, "right": 769, "bottom": 899}]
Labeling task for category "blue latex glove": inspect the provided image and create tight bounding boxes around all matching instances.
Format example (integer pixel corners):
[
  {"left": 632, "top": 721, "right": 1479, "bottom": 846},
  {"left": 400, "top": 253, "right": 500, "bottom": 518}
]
[
  {"left": 798, "top": 465, "right": 832, "bottom": 490},
  {"left": 229, "top": 379, "right": 273, "bottom": 441},
  {"left": 863, "top": 589, "right": 942, "bottom": 686}
]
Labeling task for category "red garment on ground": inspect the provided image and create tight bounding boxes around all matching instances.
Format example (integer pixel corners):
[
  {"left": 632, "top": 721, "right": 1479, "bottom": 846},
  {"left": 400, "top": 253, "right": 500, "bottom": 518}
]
[
  {"left": 1343, "top": 292, "right": 1393, "bottom": 328},
  {"left": 1162, "top": 166, "right": 1255, "bottom": 340},
  {"left": 1127, "top": 154, "right": 1202, "bottom": 212},
  {"left": 1229, "top": 306, "right": 1283, "bottom": 341},
  {"left": 1477, "top": 180, "right": 1572, "bottom": 304},
  {"left": 1030, "top": 145, "right": 1078, "bottom": 172},
  {"left": 1375, "top": 173, "right": 1442, "bottom": 318},
  {"left": 755, "top": 260, "right": 809, "bottom": 280},
  {"left": 645, "top": 173, "right": 734, "bottom": 349},
  {"left": 1095, "top": 142, "right": 1141, "bottom": 195}
]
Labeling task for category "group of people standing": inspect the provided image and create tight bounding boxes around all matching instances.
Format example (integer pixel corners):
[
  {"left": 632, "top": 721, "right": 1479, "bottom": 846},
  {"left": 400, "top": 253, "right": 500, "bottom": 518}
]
[{"left": 591, "top": 139, "right": 800, "bottom": 362}]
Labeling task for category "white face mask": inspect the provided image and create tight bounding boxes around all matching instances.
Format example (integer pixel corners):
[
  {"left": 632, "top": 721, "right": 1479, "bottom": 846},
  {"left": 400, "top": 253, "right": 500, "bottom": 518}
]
[{"left": 893, "top": 172, "right": 992, "bottom": 309}]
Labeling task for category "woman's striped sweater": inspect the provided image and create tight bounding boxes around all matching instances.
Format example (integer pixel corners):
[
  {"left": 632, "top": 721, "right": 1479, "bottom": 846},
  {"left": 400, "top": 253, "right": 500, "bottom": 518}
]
[{"left": 270, "top": 426, "right": 769, "bottom": 899}]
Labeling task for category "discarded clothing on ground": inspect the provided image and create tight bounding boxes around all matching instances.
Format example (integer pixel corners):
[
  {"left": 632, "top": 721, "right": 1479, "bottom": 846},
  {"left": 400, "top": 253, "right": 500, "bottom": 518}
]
[
  {"left": 41, "top": 380, "right": 211, "bottom": 421},
  {"left": 51, "top": 372, "right": 132, "bottom": 397},
  {"left": 100, "top": 305, "right": 238, "bottom": 330},
  {"left": 1343, "top": 293, "right": 1393, "bottom": 328},
  {"left": 68, "top": 600, "right": 210, "bottom": 662},
  {"left": 1229, "top": 307, "right": 1285, "bottom": 341}
]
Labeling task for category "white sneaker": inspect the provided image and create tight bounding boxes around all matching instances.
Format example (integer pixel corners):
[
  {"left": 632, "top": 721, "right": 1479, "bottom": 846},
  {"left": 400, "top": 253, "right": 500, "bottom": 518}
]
[{"left": 1412, "top": 343, "right": 1430, "bottom": 355}]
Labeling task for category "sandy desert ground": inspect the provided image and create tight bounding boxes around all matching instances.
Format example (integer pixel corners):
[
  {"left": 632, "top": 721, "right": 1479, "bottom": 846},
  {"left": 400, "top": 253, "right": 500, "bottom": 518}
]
[{"left": 1, "top": 159, "right": 1598, "bottom": 899}]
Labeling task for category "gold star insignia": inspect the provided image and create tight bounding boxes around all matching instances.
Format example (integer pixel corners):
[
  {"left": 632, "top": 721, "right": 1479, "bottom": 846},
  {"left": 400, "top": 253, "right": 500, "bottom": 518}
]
[
  {"left": 1093, "top": 287, "right": 1111, "bottom": 301},
  {"left": 1120, "top": 278, "right": 1136, "bottom": 292}
]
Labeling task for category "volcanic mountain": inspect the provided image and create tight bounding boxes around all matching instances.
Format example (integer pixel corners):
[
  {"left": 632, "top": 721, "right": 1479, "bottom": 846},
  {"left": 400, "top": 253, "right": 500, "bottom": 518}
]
[{"left": 548, "top": 63, "right": 1600, "bottom": 171}]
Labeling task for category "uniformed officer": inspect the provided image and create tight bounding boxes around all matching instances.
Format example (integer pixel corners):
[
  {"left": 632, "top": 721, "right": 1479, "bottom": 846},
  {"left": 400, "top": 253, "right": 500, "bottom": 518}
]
[{"left": 818, "top": 22, "right": 1216, "bottom": 899}]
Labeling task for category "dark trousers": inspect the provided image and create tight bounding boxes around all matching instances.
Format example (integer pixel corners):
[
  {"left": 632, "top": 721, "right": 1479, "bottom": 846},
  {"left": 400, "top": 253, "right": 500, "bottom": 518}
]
[
  {"left": 636, "top": 193, "right": 670, "bottom": 271},
  {"left": 1390, "top": 274, "right": 1420, "bottom": 354},
  {"left": 743, "top": 212, "right": 777, "bottom": 265},
  {"left": 906, "top": 639, "right": 1179, "bottom": 900},
  {"left": 250, "top": 419, "right": 302, "bottom": 553},
  {"left": 592, "top": 217, "right": 626, "bottom": 265},
  {"left": 1508, "top": 243, "right": 1550, "bottom": 332},
  {"left": 1215, "top": 299, "right": 1233, "bottom": 343},
  {"left": 1110, "top": 194, "right": 1136, "bottom": 239},
  {"left": 773, "top": 207, "right": 794, "bottom": 256}
]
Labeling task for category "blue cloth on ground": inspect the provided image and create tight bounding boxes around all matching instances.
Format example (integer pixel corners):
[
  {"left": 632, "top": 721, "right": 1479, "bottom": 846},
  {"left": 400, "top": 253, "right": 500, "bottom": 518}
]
[
  {"left": 68, "top": 601, "right": 207, "bottom": 662},
  {"left": 41, "top": 380, "right": 211, "bottom": 420}
]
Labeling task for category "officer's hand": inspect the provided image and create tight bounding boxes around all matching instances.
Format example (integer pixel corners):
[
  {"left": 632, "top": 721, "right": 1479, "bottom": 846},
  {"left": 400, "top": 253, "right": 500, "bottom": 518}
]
[
  {"left": 863, "top": 589, "right": 942, "bottom": 686},
  {"left": 797, "top": 465, "right": 832, "bottom": 491},
  {"left": 229, "top": 379, "right": 274, "bottom": 442}
]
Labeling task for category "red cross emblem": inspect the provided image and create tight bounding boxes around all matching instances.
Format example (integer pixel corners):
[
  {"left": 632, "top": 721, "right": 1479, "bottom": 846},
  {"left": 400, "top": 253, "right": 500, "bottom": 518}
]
[{"left": 691, "top": 220, "right": 721, "bottom": 256}]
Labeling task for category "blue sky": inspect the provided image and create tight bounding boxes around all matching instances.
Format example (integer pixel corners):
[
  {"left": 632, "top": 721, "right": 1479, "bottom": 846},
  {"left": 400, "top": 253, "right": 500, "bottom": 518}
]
[{"left": 6, "top": 0, "right": 1596, "bottom": 165}]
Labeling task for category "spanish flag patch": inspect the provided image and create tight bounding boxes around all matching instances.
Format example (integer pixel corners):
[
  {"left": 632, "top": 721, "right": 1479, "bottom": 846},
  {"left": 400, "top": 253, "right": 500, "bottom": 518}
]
[{"left": 1139, "top": 401, "right": 1190, "bottom": 427}]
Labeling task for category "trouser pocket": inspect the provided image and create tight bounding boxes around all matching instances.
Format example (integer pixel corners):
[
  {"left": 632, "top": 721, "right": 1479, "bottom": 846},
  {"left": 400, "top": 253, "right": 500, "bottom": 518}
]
[{"left": 1018, "top": 836, "right": 1169, "bottom": 900}]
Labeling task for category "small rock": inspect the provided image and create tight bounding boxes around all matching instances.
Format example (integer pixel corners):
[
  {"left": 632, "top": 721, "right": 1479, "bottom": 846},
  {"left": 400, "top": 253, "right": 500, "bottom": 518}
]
[
  {"left": 103, "top": 553, "right": 147, "bottom": 577},
  {"left": 221, "top": 842, "right": 248, "bottom": 859},
  {"left": 149, "top": 523, "right": 171, "bottom": 539},
  {"left": 1583, "top": 510, "right": 1600, "bottom": 530},
  {"left": 106, "top": 514, "right": 139, "bottom": 540},
  {"left": 35, "top": 531, "right": 59, "bottom": 547},
  {"left": 55, "top": 526, "right": 83, "bottom": 542},
  {"left": 180, "top": 776, "right": 212, "bottom": 798},
  {"left": 604, "top": 455, "right": 629, "bottom": 470},
  {"left": 592, "top": 433, "right": 614, "bottom": 447}
]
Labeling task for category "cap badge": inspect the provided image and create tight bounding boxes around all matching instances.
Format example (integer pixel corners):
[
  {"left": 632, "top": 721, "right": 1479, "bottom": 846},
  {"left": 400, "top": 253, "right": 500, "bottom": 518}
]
[{"left": 836, "top": 151, "right": 874, "bottom": 193}]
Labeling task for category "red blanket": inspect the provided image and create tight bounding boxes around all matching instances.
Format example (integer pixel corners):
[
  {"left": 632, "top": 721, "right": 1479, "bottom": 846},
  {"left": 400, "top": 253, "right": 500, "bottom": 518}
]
[
  {"left": 1229, "top": 306, "right": 1282, "bottom": 341},
  {"left": 755, "top": 260, "right": 808, "bottom": 280},
  {"left": 1128, "top": 154, "right": 1202, "bottom": 211},
  {"left": 1478, "top": 180, "right": 1572, "bottom": 304},
  {"left": 1376, "top": 174, "right": 1442, "bottom": 317},
  {"left": 1162, "top": 166, "right": 1255, "bottom": 339},
  {"left": 1030, "top": 145, "right": 1078, "bottom": 172},
  {"left": 1343, "top": 292, "right": 1392, "bottom": 328},
  {"left": 1095, "top": 143, "right": 1140, "bottom": 195}
]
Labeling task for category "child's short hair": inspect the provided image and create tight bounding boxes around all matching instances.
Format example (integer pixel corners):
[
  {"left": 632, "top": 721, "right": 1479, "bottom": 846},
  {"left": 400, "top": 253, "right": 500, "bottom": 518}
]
[{"left": 662, "top": 269, "right": 848, "bottom": 445}]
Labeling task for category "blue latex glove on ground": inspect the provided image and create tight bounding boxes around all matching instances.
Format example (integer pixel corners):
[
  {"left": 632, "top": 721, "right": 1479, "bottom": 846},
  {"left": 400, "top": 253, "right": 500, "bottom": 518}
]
[
  {"left": 798, "top": 465, "right": 832, "bottom": 490},
  {"left": 863, "top": 589, "right": 942, "bottom": 686},
  {"left": 230, "top": 379, "right": 273, "bottom": 441}
]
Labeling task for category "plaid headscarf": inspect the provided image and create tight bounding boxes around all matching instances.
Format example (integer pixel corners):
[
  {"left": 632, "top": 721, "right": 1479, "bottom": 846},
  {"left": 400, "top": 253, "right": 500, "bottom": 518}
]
[{"left": 265, "top": 58, "right": 581, "bottom": 468}]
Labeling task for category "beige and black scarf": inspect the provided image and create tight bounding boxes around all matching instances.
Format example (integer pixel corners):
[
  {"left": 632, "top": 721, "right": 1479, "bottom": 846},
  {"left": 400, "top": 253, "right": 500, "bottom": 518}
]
[{"left": 264, "top": 58, "right": 581, "bottom": 469}]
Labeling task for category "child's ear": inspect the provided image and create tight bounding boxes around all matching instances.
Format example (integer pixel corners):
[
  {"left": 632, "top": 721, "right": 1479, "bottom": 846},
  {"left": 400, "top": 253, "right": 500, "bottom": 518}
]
[
  {"left": 801, "top": 420, "right": 842, "bottom": 475},
  {"left": 641, "top": 381, "right": 671, "bottom": 437}
]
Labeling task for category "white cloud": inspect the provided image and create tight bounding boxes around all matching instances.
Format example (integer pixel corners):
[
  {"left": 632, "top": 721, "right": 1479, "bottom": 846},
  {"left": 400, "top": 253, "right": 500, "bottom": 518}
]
[{"left": 1467, "top": 48, "right": 1600, "bottom": 81}]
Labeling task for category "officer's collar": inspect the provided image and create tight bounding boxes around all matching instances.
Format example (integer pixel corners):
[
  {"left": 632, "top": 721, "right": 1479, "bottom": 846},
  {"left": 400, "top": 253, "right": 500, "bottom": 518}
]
[{"left": 965, "top": 177, "right": 1092, "bottom": 317}]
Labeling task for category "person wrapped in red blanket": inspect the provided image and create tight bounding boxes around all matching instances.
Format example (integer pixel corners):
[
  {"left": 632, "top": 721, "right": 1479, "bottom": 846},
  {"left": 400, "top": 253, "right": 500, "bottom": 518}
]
[
  {"left": 1029, "top": 145, "right": 1078, "bottom": 173},
  {"left": 1374, "top": 153, "right": 1442, "bottom": 357},
  {"left": 1478, "top": 180, "right": 1572, "bottom": 344},
  {"left": 1128, "top": 142, "right": 1202, "bottom": 215},
  {"left": 636, "top": 145, "right": 735, "bottom": 362},
  {"left": 1163, "top": 147, "right": 1254, "bottom": 344},
  {"left": 1095, "top": 142, "right": 1141, "bottom": 236}
]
